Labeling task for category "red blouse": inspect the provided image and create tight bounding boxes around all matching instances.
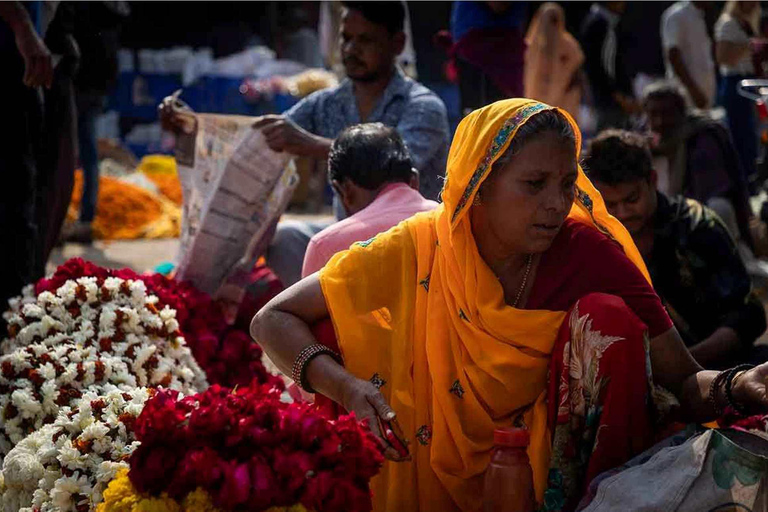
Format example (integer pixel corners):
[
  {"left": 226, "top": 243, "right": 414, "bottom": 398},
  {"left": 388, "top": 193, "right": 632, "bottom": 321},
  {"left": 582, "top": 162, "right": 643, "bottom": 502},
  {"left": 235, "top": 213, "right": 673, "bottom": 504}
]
[{"left": 527, "top": 218, "right": 673, "bottom": 338}]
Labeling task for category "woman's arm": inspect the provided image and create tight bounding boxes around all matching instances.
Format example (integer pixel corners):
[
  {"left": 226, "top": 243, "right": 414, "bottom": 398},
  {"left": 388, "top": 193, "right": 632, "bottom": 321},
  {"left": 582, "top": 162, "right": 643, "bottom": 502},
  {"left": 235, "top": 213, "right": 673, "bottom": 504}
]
[
  {"left": 251, "top": 274, "right": 406, "bottom": 461},
  {"left": 650, "top": 327, "right": 768, "bottom": 423}
]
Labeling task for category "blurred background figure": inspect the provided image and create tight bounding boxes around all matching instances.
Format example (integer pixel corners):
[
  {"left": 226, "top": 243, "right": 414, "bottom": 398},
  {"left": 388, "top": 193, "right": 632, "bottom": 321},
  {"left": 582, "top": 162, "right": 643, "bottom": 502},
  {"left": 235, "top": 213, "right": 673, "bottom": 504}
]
[
  {"left": 65, "top": 1, "right": 130, "bottom": 244},
  {"left": 661, "top": 1, "right": 716, "bottom": 110},
  {"left": 279, "top": 6, "right": 323, "bottom": 69},
  {"left": 580, "top": 1, "right": 637, "bottom": 130},
  {"left": 449, "top": 1, "right": 528, "bottom": 113},
  {"left": 524, "top": 2, "right": 584, "bottom": 122},
  {"left": 642, "top": 81, "right": 755, "bottom": 253},
  {"left": 715, "top": 1, "right": 761, "bottom": 188},
  {"left": 0, "top": 1, "right": 53, "bottom": 307}
]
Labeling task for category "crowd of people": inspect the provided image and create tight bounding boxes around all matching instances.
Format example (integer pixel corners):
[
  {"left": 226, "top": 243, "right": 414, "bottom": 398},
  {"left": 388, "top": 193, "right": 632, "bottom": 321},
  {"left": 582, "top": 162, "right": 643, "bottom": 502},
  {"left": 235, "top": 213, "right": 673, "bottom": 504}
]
[{"left": 6, "top": 0, "right": 768, "bottom": 511}]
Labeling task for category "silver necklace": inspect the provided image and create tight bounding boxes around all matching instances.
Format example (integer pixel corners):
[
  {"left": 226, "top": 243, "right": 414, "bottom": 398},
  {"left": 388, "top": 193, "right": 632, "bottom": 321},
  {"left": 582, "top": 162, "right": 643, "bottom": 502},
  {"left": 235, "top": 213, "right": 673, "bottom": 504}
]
[{"left": 512, "top": 254, "right": 534, "bottom": 308}]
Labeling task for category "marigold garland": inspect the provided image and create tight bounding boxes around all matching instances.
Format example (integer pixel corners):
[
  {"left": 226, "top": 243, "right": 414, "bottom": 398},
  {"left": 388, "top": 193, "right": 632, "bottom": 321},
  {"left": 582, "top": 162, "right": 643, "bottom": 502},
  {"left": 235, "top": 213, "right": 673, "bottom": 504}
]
[
  {"left": 98, "top": 469, "right": 312, "bottom": 512},
  {"left": 68, "top": 171, "right": 180, "bottom": 240}
]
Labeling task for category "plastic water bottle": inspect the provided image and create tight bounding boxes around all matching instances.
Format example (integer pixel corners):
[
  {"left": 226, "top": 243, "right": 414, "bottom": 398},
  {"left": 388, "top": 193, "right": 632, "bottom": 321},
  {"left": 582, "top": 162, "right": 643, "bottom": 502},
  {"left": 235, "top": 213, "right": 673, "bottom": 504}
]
[{"left": 483, "top": 428, "right": 535, "bottom": 512}]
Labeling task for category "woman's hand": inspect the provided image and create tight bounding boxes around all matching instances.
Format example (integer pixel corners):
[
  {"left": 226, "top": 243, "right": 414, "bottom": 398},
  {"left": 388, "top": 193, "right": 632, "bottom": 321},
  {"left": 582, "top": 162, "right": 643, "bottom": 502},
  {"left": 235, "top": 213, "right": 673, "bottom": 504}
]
[
  {"left": 340, "top": 376, "right": 410, "bottom": 462},
  {"left": 732, "top": 363, "right": 768, "bottom": 414}
]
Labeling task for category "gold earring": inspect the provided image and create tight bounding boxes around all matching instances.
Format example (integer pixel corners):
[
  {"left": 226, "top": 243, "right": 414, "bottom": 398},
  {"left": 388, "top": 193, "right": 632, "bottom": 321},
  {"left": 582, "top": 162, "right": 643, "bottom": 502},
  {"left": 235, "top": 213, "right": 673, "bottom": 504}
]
[{"left": 473, "top": 193, "right": 482, "bottom": 206}]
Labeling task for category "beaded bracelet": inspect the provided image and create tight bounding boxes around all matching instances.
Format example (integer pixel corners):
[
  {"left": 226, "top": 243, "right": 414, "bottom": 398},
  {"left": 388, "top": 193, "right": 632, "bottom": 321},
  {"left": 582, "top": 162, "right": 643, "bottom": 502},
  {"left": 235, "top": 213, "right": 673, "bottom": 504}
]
[
  {"left": 708, "top": 369, "right": 729, "bottom": 417},
  {"left": 291, "top": 344, "right": 342, "bottom": 394},
  {"left": 725, "top": 364, "right": 755, "bottom": 416}
]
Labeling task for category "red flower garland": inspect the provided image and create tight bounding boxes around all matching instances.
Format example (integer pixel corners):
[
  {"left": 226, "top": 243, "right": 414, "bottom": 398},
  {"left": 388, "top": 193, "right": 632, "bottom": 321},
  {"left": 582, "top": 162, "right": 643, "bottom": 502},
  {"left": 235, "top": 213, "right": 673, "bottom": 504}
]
[
  {"left": 129, "top": 385, "right": 384, "bottom": 512},
  {"left": 34, "top": 258, "right": 283, "bottom": 390}
]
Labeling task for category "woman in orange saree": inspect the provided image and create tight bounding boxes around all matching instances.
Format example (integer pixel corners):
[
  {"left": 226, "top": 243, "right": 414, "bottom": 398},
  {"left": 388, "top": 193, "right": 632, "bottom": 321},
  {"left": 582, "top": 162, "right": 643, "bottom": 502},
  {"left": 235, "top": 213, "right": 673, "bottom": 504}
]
[
  {"left": 524, "top": 3, "right": 584, "bottom": 121},
  {"left": 253, "top": 99, "right": 768, "bottom": 512}
]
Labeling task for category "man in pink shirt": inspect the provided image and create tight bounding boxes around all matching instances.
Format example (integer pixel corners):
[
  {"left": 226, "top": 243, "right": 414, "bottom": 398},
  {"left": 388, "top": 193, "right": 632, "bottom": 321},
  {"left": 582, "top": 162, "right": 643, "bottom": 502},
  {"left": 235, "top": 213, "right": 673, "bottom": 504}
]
[{"left": 302, "top": 123, "right": 438, "bottom": 277}]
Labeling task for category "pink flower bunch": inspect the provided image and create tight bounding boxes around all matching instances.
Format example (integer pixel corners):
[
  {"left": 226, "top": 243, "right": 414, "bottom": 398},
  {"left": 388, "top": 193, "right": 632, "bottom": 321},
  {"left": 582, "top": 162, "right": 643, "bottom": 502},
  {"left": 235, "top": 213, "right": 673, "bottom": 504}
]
[
  {"left": 128, "top": 385, "right": 384, "bottom": 512},
  {"left": 34, "top": 259, "right": 283, "bottom": 390}
]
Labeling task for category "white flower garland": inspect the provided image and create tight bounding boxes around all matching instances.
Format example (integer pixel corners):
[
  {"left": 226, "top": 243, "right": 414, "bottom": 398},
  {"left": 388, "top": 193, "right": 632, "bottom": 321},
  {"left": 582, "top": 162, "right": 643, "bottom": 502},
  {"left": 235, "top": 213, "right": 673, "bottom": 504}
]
[
  {"left": 1, "top": 387, "right": 151, "bottom": 512},
  {"left": 0, "top": 277, "right": 207, "bottom": 458}
]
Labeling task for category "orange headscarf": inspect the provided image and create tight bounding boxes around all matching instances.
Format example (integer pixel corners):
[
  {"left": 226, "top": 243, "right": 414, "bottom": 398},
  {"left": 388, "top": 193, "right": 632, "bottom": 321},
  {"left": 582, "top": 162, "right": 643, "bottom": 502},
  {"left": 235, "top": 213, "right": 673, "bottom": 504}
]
[{"left": 320, "top": 99, "right": 648, "bottom": 511}]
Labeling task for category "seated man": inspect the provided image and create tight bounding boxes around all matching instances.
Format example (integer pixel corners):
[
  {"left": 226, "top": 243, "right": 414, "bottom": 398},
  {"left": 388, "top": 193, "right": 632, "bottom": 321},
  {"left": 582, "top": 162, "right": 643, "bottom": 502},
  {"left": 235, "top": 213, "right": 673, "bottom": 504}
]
[
  {"left": 302, "top": 123, "right": 437, "bottom": 277},
  {"left": 641, "top": 80, "right": 754, "bottom": 248},
  {"left": 586, "top": 129, "right": 767, "bottom": 368}
]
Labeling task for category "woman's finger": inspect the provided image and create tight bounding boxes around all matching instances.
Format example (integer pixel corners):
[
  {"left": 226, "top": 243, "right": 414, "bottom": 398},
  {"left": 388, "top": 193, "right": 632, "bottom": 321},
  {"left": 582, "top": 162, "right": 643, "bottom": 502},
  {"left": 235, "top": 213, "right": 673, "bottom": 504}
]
[{"left": 368, "top": 391, "right": 396, "bottom": 421}]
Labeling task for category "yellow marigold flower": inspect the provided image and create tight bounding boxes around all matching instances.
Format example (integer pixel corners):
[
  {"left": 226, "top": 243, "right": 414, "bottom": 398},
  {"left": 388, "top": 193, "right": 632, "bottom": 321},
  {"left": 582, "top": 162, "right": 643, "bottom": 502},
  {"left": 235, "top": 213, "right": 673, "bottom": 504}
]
[
  {"left": 98, "top": 470, "right": 311, "bottom": 512},
  {"left": 180, "top": 488, "right": 221, "bottom": 511},
  {"left": 265, "top": 505, "right": 309, "bottom": 512},
  {"left": 97, "top": 469, "right": 140, "bottom": 512}
]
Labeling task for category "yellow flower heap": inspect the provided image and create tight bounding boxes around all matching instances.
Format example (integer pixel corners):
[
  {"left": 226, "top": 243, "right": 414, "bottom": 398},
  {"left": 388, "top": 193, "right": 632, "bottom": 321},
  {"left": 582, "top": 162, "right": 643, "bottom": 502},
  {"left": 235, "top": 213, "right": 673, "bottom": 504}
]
[{"left": 98, "top": 470, "right": 309, "bottom": 512}]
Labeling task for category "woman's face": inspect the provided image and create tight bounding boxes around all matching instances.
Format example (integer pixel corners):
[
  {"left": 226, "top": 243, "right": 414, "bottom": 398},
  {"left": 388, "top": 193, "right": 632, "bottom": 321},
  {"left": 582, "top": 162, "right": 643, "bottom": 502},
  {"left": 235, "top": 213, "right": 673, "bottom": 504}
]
[{"left": 472, "top": 131, "right": 577, "bottom": 255}]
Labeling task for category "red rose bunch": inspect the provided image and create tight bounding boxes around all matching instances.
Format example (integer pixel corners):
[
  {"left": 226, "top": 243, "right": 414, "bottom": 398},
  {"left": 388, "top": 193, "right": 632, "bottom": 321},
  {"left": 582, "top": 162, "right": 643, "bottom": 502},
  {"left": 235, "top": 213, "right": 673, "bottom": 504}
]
[
  {"left": 33, "top": 259, "right": 283, "bottom": 390},
  {"left": 128, "top": 385, "right": 384, "bottom": 512},
  {"left": 719, "top": 408, "right": 768, "bottom": 433}
]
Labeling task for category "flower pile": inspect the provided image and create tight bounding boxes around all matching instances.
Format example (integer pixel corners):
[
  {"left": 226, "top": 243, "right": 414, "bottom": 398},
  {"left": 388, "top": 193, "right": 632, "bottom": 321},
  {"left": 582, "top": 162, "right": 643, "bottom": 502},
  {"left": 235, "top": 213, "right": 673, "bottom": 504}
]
[
  {"left": 1, "top": 388, "right": 151, "bottom": 512},
  {"left": 68, "top": 170, "right": 179, "bottom": 240},
  {"left": 0, "top": 276, "right": 206, "bottom": 456},
  {"left": 98, "top": 385, "right": 384, "bottom": 512},
  {"left": 35, "top": 259, "right": 283, "bottom": 390}
]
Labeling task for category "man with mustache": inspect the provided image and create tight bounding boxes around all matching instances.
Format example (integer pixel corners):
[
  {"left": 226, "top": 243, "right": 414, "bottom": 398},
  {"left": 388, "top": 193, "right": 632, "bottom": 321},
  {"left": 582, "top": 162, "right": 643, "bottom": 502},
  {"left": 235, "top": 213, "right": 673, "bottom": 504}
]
[{"left": 586, "top": 129, "right": 767, "bottom": 368}]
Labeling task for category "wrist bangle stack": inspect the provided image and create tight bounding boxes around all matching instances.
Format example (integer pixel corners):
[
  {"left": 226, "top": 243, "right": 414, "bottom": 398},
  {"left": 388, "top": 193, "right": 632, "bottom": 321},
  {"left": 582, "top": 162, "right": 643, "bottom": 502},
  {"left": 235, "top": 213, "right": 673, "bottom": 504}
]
[
  {"left": 709, "top": 364, "right": 754, "bottom": 418},
  {"left": 291, "top": 344, "right": 342, "bottom": 394},
  {"left": 725, "top": 364, "right": 754, "bottom": 416},
  {"left": 709, "top": 370, "right": 729, "bottom": 417}
]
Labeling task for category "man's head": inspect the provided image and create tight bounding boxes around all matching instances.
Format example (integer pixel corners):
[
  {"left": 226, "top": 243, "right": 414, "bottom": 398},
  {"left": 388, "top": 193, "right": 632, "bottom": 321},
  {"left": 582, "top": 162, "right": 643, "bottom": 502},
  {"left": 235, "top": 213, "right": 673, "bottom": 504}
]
[
  {"left": 642, "top": 81, "right": 688, "bottom": 141},
  {"left": 339, "top": 1, "right": 406, "bottom": 82},
  {"left": 329, "top": 123, "right": 415, "bottom": 215},
  {"left": 584, "top": 130, "right": 658, "bottom": 236}
]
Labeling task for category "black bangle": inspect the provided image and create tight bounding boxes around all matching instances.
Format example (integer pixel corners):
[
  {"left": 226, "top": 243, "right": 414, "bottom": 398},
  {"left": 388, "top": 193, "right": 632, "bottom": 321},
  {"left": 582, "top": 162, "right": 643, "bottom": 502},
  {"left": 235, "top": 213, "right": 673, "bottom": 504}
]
[
  {"left": 725, "top": 364, "right": 755, "bottom": 416},
  {"left": 291, "top": 344, "right": 342, "bottom": 394},
  {"left": 709, "top": 370, "right": 729, "bottom": 417}
]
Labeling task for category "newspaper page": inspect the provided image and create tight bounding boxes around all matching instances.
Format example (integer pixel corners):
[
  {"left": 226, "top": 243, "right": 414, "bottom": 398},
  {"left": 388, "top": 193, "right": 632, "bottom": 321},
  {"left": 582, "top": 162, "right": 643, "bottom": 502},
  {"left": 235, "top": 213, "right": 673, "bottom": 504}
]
[{"left": 174, "top": 112, "right": 298, "bottom": 318}]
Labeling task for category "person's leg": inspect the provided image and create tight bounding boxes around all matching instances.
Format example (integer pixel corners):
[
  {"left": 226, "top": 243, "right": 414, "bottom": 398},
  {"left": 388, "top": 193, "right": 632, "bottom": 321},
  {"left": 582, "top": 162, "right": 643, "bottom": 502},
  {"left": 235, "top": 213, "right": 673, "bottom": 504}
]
[
  {"left": 265, "top": 219, "right": 333, "bottom": 287},
  {"left": 78, "top": 96, "right": 101, "bottom": 224},
  {"left": 720, "top": 75, "right": 758, "bottom": 187},
  {"left": 37, "top": 61, "right": 77, "bottom": 271},
  {"left": 543, "top": 293, "right": 657, "bottom": 512},
  {"left": 0, "top": 55, "right": 42, "bottom": 308}
]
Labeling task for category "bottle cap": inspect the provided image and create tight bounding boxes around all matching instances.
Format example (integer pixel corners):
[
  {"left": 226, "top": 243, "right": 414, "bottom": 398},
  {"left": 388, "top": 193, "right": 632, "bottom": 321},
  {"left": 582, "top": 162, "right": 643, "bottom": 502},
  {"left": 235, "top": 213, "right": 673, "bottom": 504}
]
[{"left": 493, "top": 427, "right": 530, "bottom": 447}]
